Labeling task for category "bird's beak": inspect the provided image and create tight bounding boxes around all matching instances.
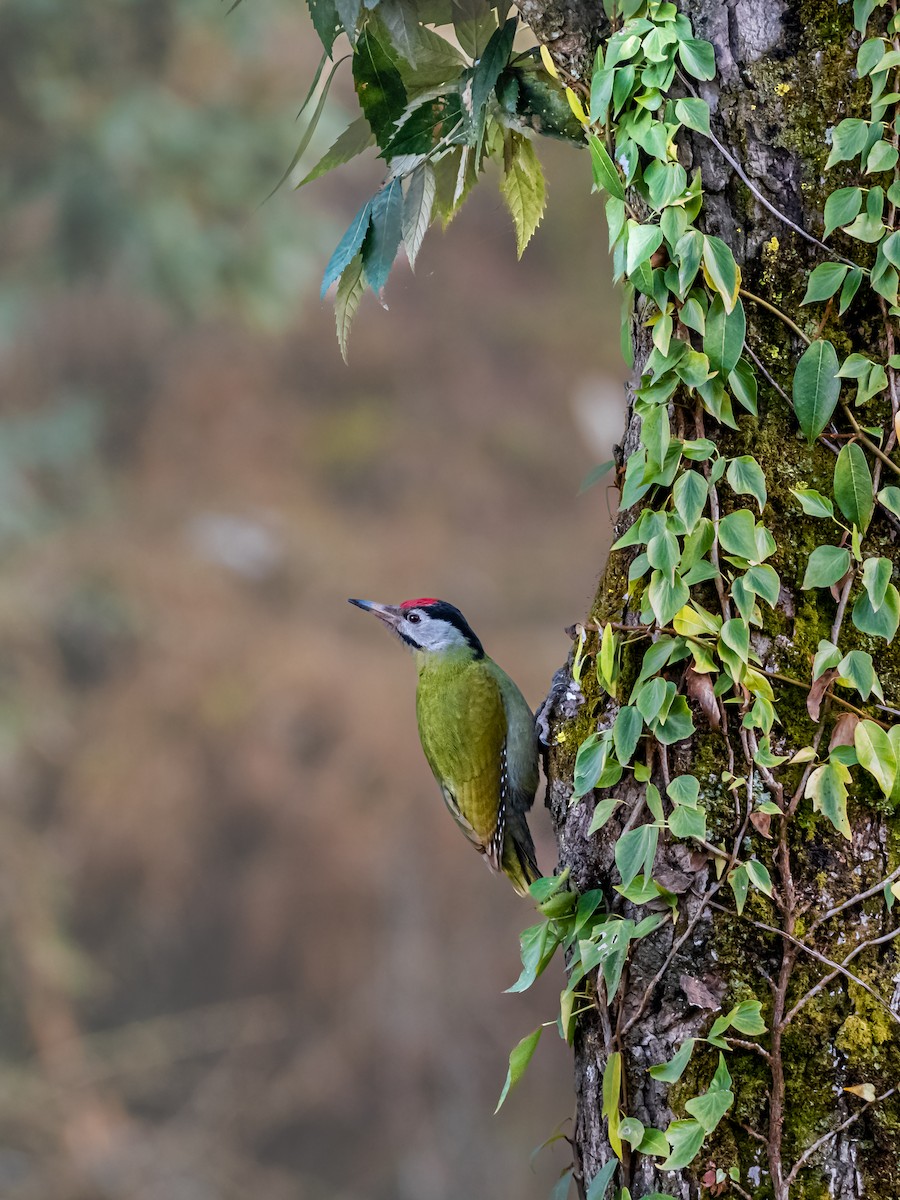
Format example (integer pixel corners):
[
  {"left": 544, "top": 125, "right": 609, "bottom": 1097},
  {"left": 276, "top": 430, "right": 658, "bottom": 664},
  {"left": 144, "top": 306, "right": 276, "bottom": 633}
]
[{"left": 348, "top": 598, "right": 403, "bottom": 629}]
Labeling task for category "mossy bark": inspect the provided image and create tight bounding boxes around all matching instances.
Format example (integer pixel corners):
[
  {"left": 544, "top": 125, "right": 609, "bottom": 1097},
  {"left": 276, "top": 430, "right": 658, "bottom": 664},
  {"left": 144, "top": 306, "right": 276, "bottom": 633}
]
[{"left": 529, "top": 2, "right": 900, "bottom": 1197}]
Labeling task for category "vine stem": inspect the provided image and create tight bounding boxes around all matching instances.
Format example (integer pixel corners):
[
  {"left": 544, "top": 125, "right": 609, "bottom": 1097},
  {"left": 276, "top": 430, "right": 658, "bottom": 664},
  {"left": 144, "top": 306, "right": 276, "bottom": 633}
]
[
  {"left": 781, "top": 923, "right": 900, "bottom": 1027},
  {"left": 739, "top": 289, "right": 811, "bottom": 345},
  {"left": 841, "top": 401, "right": 900, "bottom": 476},
  {"left": 783, "top": 1088, "right": 897, "bottom": 1188},
  {"left": 806, "top": 863, "right": 900, "bottom": 935}
]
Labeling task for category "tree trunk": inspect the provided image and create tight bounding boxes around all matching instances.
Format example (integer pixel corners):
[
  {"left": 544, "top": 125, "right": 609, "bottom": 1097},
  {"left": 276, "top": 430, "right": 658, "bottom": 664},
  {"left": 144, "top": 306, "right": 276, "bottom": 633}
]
[{"left": 529, "top": 2, "right": 900, "bottom": 1197}]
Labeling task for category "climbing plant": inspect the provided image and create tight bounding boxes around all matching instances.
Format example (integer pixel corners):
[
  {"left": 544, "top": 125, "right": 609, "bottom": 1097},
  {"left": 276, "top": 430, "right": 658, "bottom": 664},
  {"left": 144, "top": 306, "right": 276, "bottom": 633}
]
[{"left": 290, "top": 1, "right": 900, "bottom": 1197}]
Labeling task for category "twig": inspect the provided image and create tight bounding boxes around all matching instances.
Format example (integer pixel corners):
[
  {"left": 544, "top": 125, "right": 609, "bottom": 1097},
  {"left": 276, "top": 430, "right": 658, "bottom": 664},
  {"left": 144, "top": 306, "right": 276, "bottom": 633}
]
[
  {"left": 781, "top": 923, "right": 900, "bottom": 1027},
  {"left": 807, "top": 864, "right": 900, "bottom": 936},
  {"left": 740, "top": 289, "right": 812, "bottom": 344},
  {"left": 783, "top": 1088, "right": 897, "bottom": 1188},
  {"left": 842, "top": 402, "right": 900, "bottom": 476}
]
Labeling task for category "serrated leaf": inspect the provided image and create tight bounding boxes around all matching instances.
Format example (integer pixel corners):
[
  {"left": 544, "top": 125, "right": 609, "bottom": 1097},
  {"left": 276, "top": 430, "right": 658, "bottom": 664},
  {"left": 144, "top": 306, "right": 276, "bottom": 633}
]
[
  {"left": 469, "top": 18, "right": 516, "bottom": 124},
  {"left": 495, "top": 1027, "right": 542, "bottom": 1112},
  {"left": 353, "top": 21, "right": 408, "bottom": 148},
  {"left": 322, "top": 198, "right": 373, "bottom": 298},
  {"left": 334, "top": 252, "right": 366, "bottom": 361},
  {"left": 298, "top": 116, "right": 375, "bottom": 189},
  {"left": 402, "top": 163, "right": 436, "bottom": 269},
  {"left": 834, "top": 442, "right": 874, "bottom": 531},
  {"left": 793, "top": 339, "right": 841, "bottom": 445},
  {"left": 306, "top": 0, "right": 341, "bottom": 53},
  {"left": 500, "top": 132, "right": 546, "bottom": 258},
  {"left": 363, "top": 177, "right": 405, "bottom": 294}
]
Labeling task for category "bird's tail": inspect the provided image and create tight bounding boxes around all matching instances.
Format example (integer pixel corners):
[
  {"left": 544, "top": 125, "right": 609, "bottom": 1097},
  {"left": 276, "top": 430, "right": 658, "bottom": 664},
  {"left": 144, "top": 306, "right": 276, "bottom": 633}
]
[{"left": 501, "top": 817, "right": 541, "bottom": 897}]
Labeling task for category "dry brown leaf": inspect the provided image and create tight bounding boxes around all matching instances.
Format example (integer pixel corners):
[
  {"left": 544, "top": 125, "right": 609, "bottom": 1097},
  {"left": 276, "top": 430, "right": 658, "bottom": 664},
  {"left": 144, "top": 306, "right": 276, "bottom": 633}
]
[
  {"left": 686, "top": 666, "right": 721, "bottom": 729},
  {"left": 829, "top": 712, "right": 860, "bottom": 751},
  {"left": 750, "top": 811, "right": 772, "bottom": 839},
  {"left": 680, "top": 973, "right": 722, "bottom": 1010},
  {"left": 807, "top": 668, "right": 839, "bottom": 720}
]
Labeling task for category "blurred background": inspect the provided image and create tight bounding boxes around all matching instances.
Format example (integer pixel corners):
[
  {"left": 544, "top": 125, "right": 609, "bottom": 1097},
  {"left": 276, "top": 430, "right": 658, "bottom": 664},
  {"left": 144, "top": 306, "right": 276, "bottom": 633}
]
[{"left": 0, "top": 1, "right": 626, "bottom": 1197}]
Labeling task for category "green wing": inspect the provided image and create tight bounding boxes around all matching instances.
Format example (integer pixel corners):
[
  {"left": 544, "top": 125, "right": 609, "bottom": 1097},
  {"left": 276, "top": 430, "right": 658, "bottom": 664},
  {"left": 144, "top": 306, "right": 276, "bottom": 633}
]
[{"left": 416, "top": 659, "right": 507, "bottom": 865}]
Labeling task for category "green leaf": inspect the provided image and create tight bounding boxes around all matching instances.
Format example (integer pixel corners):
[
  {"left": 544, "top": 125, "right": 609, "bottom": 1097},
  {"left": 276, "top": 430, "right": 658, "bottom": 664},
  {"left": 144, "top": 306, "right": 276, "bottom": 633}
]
[
  {"left": 826, "top": 118, "right": 870, "bottom": 168},
  {"left": 792, "top": 487, "right": 835, "bottom": 519},
  {"left": 618, "top": 1117, "right": 645, "bottom": 1149},
  {"left": 834, "top": 443, "right": 874, "bottom": 531},
  {"left": 636, "top": 1129, "right": 670, "bottom": 1158},
  {"left": 648, "top": 569, "right": 690, "bottom": 626},
  {"left": 550, "top": 1169, "right": 573, "bottom": 1200},
  {"left": 726, "top": 456, "right": 767, "bottom": 512},
  {"left": 868, "top": 139, "right": 899, "bottom": 173},
  {"left": 298, "top": 116, "right": 375, "bottom": 191},
  {"left": 334, "top": 252, "right": 366, "bottom": 361},
  {"left": 615, "top": 825, "right": 659, "bottom": 890},
  {"left": 879, "top": 485, "right": 900, "bottom": 517},
  {"left": 678, "top": 37, "right": 715, "bottom": 81},
  {"left": 673, "top": 470, "right": 708, "bottom": 533},
  {"left": 500, "top": 132, "right": 547, "bottom": 258},
  {"left": 802, "top": 545, "right": 851, "bottom": 589},
  {"left": 495, "top": 1027, "right": 542, "bottom": 1112},
  {"left": 669, "top": 804, "right": 707, "bottom": 840},
  {"left": 321, "top": 199, "right": 374, "bottom": 297},
  {"left": 728, "top": 863, "right": 749, "bottom": 914},
  {"left": 586, "top": 1158, "right": 618, "bottom": 1200},
  {"left": 353, "top": 22, "right": 408, "bottom": 148},
  {"left": 855, "top": 720, "right": 897, "bottom": 797},
  {"left": 793, "top": 339, "right": 841, "bottom": 445},
  {"left": 745, "top": 564, "right": 781, "bottom": 608},
  {"left": 573, "top": 732, "right": 610, "bottom": 800},
  {"left": 626, "top": 221, "right": 664, "bottom": 276},
  {"left": 684, "top": 1088, "right": 734, "bottom": 1133},
  {"left": 613, "top": 705, "right": 643, "bottom": 765},
  {"left": 363, "top": 177, "right": 405, "bottom": 295},
  {"left": 858, "top": 35, "right": 887, "bottom": 76},
  {"left": 746, "top": 858, "right": 774, "bottom": 897},
  {"left": 805, "top": 762, "right": 852, "bottom": 840},
  {"left": 824, "top": 187, "right": 863, "bottom": 237},
  {"left": 307, "top": 0, "right": 342, "bottom": 53},
  {"left": 729, "top": 999, "right": 767, "bottom": 1034},
  {"left": 675, "top": 97, "right": 710, "bottom": 134},
  {"left": 602, "top": 1051, "right": 623, "bottom": 1158},
  {"left": 702, "top": 236, "right": 738, "bottom": 311},
  {"left": 852, "top": 583, "right": 900, "bottom": 640},
  {"left": 469, "top": 18, "right": 517, "bottom": 123},
  {"left": 863, "top": 556, "right": 893, "bottom": 611},
  {"left": 705, "top": 296, "right": 745, "bottom": 376},
  {"left": 728, "top": 358, "right": 758, "bottom": 415},
  {"left": 661, "top": 1119, "right": 706, "bottom": 1171},
  {"left": 717, "top": 509, "right": 758, "bottom": 560},
  {"left": 588, "top": 134, "right": 625, "bottom": 199},
  {"left": 667, "top": 775, "right": 700, "bottom": 807},
  {"left": 589, "top": 797, "right": 619, "bottom": 834},
  {"left": 383, "top": 93, "right": 465, "bottom": 157},
  {"left": 649, "top": 1038, "right": 696, "bottom": 1083},
  {"left": 654, "top": 695, "right": 695, "bottom": 745},
  {"left": 802, "top": 262, "right": 849, "bottom": 305}
]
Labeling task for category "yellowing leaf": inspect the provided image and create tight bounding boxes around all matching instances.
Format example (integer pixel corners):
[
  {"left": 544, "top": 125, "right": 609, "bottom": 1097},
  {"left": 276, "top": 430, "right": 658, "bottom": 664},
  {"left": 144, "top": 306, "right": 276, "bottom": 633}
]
[
  {"left": 565, "top": 86, "right": 589, "bottom": 125},
  {"left": 500, "top": 131, "right": 547, "bottom": 258},
  {"left": 539, "top": 43, "right": 559, "bottom": 79}
]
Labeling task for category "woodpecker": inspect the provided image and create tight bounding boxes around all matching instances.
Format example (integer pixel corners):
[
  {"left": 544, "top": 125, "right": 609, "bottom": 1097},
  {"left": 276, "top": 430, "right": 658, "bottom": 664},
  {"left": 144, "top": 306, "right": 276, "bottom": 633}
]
[{"left": 349, "top": 597, "right": 541, "bottom": 895}]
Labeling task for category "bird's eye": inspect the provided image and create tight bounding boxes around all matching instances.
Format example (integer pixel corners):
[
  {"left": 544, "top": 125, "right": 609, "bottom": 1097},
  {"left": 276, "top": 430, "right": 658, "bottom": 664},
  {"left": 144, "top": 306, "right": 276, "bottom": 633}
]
[{"left": 407, "top": 612, "right": 421, "bottom": 624}]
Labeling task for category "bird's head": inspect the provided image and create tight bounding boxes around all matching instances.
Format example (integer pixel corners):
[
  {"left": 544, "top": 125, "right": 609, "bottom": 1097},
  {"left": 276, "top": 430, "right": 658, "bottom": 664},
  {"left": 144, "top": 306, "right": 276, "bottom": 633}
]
[{"left": 348, "top": 597, "right": 485, "bottom": 658}]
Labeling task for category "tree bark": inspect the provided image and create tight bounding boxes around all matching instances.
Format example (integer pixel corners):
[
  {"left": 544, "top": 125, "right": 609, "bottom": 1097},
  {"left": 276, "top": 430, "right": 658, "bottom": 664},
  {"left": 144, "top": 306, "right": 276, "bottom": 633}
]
[{"left": 532, "top": 2, "right": 900, "bottom": 1197}]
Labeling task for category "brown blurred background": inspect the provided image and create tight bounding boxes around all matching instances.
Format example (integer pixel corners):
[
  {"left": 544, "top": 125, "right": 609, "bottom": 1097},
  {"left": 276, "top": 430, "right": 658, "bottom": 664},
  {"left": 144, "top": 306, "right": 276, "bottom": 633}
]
[{"left": 0, "top": 2, "right": 626, "bottom": 1197}]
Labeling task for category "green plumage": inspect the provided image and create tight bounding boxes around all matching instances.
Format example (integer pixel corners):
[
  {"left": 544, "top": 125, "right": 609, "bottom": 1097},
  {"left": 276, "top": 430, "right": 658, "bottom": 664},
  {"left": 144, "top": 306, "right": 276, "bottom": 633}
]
[{"left": 415, "top": 646, "right": 540, "bottom": 895}]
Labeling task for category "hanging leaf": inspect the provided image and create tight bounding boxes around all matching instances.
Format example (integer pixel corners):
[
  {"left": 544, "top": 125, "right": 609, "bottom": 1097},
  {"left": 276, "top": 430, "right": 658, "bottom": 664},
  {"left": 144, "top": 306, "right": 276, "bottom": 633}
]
[
  {"left": 726, "top": 456, "right": 767, "bottom": 512},
  {"left": 602, "top": 1052, "right": 623, "bottom": 1159},
  {"left": 588, "top": 134, "right": 626, "bottom": 199},
  {"left": 823, "top": 186, "right": 863, "bottom": 237},
  {"left": 684, "top": 1087, "right": 734, "bottom": 1133},
  {"left": 298, "top": 116, "right": 375, "bottom": 188},
  {"left": 586, "top": 1158, "right": 619, "bottom": 1200},
  {"left": 802, "top": 545, "right": 851, "bottom": 589},
  {"left": 334, "top": 252, "right": 366, "bottom": 361},
  {"left": 793, "top": 339, "right": 841, "bottom": 444},
  {"left": 500, "top": 132, "right": 547, "bottom": 258},
  {"left": 353, "top": 21, "right": 408, "bottom": 148},
  {"left": 855, "top": 720, "right": 898, "bottom": 797},
  {"left": 468, "top": 17, "right": 517, "bottom": 126},
  {"left": 402, "top": 163, "right": 436, "bottom": 269},
  {"left": 321, "top": 199, "right": 374, "bottom": 297},
  {"left": 306, "top": 0, "right": 342, "bottom": 53},
  {"left": 649, "top": 1038, "right": 696, "bottom": 1083},
  {"left": 702, "top": 236, "right": 739, "bottom": 310},
  {"left": 852, "top": 584, "right": 900, "bottom": 640},
  {"left": 495, "top": 1027, "right": 542, "bottom": 1112},
  {"left": 704, "top": 296, "right": 745, "bottom": 376},
  {"left": 661, "top": 1120, "right": 706, "bottom": 1171},
  {"left": 802, "top": 262, "right": 850, "bottom": 305},
  {"left": 805, "top": 762, "right": 852, "bottom": 839},
  {"left": 362, "top": 177, "right": 405, "bottom": 295}
]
